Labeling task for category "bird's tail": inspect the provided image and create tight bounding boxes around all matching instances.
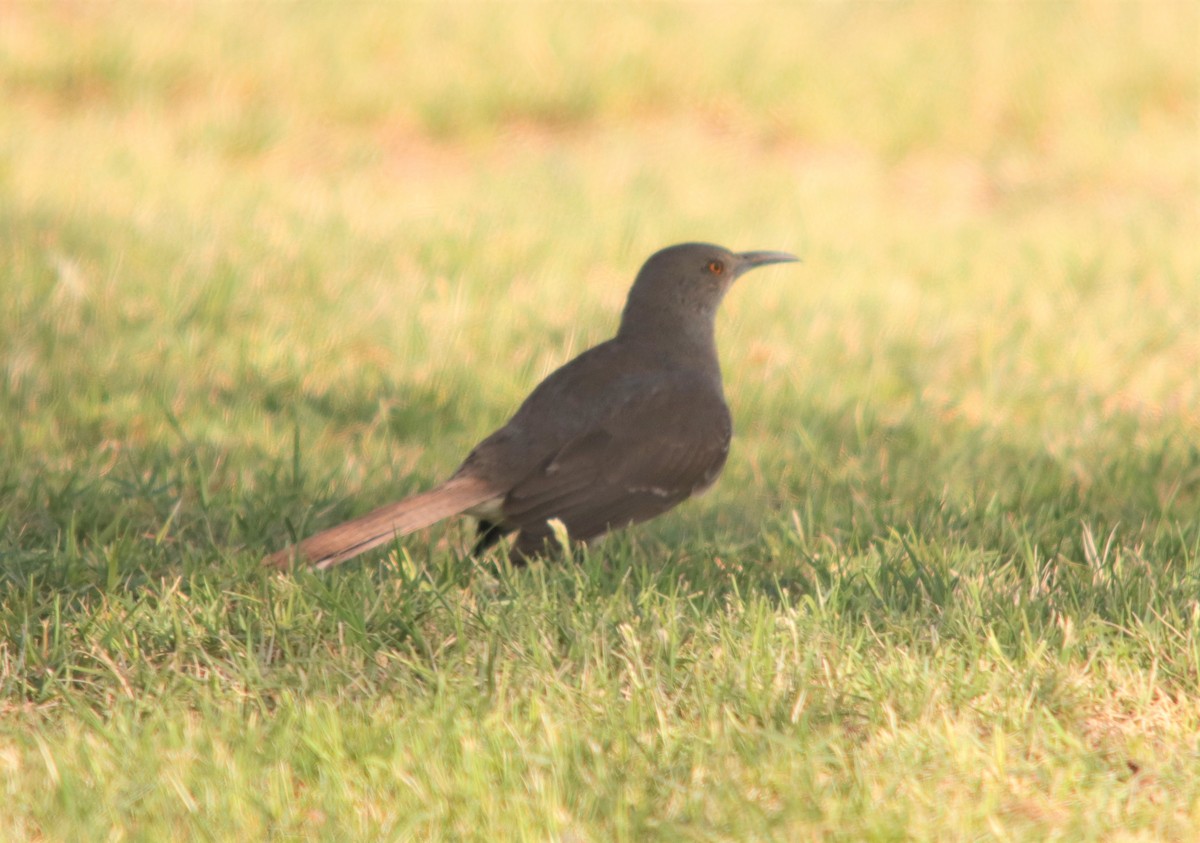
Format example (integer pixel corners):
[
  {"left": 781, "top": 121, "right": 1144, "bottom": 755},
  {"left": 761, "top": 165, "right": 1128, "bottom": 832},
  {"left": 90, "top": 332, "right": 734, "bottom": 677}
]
[{"left": 265, "top": 474, "right": 500, "bottom": 571}]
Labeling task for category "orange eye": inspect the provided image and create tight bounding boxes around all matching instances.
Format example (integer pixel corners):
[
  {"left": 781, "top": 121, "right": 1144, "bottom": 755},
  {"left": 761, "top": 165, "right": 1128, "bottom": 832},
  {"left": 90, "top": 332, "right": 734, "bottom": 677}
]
[{"left": 707, "top": 260, "right": 724, "bottom": 275}]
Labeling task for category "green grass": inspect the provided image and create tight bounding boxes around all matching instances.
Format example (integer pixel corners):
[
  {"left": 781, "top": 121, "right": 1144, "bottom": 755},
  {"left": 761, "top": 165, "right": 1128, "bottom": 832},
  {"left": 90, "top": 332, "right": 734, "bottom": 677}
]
[{"left": 2, "top": 1, "right": 1199, "bottom": 839}]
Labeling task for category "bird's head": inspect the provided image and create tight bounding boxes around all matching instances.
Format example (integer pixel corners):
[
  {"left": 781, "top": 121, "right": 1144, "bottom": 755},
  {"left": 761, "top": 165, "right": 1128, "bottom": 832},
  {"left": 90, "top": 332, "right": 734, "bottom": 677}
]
[{"left": 619, "top": 242, "right": 798, "bottom": 339}]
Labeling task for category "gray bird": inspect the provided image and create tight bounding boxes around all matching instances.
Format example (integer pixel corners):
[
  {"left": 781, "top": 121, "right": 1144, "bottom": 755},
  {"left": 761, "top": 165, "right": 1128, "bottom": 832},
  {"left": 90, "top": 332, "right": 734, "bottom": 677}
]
[{"left": 266, "top": 242, "right": 797, "bottom": 570}]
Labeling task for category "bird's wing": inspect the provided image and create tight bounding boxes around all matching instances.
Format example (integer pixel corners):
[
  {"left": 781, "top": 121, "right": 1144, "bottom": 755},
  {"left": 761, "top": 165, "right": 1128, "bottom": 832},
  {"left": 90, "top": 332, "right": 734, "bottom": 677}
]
[{"left": 500, "top": 381, "right": 732, "bottom": 545}]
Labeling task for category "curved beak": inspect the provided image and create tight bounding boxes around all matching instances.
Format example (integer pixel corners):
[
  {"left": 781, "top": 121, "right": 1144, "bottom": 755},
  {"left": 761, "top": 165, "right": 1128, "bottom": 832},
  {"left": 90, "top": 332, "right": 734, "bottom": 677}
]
[{"left": 736, "top": 250, "right": 800, "bottom": 274}]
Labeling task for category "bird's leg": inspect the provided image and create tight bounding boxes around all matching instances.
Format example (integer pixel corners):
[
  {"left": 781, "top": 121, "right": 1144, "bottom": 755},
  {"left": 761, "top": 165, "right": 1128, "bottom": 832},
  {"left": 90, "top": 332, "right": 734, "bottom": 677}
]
[{"left": 472, "top": 519, "right": 508, "bottom": 556}]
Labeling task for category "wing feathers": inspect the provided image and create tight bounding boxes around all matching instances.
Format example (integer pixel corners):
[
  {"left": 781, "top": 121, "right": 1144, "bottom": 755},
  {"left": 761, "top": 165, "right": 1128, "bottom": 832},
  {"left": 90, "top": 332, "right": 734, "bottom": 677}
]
[{"left": 500, "top": 383, "right": 731, "bottom": 546}]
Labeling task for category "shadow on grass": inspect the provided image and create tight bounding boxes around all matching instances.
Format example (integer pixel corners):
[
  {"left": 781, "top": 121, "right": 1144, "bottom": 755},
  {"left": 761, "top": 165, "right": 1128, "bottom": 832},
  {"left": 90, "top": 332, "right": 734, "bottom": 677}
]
[
  {"left": 3, "top": 368, "right": 1198, "bottom": 689},
  {"left": 3, "top": 375, "right": 1200, "bottom": 714}
]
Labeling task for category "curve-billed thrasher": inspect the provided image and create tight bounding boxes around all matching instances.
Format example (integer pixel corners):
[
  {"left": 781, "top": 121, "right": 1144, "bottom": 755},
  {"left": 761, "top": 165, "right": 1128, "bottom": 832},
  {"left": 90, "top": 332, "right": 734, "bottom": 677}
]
[{"left": 266, "top": 242, "right": 797, "bottom": 570}]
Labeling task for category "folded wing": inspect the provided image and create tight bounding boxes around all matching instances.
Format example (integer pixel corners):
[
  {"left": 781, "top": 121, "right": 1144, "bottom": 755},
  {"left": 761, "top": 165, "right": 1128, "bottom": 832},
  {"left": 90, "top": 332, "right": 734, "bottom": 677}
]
[{"left": 501, "top": 381, "right": 732, "bottom": 553}]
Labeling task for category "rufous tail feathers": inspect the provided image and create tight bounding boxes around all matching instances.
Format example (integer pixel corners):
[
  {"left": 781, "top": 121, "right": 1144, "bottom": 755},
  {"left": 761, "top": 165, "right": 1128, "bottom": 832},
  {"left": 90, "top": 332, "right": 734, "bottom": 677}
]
[{"left": 265, "top": 474, "right": 499, "bottom": 570}]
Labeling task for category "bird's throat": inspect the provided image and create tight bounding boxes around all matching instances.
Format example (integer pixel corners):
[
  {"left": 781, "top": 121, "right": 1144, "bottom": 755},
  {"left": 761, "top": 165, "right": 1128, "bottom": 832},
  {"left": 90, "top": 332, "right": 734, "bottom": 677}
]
[{"left": 617, "top": 311, "right": 722, "bottom": 380}]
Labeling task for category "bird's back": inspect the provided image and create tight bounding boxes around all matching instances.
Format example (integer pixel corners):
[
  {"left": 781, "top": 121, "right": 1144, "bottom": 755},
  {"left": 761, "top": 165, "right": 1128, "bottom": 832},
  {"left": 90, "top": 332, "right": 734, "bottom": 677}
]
[{"left": 456, "top": 336, "right": 728, "bottom": 491}]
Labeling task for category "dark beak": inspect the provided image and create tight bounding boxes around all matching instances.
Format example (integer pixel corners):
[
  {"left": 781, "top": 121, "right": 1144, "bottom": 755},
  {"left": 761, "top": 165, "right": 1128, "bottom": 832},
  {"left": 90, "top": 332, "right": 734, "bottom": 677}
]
[{"left": 736, "top": 250, "right": 800, "bottom": 273}]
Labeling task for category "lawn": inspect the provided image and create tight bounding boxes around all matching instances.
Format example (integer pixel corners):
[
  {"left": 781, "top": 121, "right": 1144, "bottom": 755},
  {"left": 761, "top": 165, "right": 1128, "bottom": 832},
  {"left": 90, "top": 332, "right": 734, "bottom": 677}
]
[{"left": 2, "top": 2, "right": 1198, "bottom": 839}]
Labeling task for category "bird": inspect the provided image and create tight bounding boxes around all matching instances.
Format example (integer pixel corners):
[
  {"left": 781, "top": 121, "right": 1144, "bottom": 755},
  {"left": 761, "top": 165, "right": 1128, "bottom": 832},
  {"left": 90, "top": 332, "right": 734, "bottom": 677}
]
[{"left": 265, "top": 242, "right": 797, "bottom": 570}]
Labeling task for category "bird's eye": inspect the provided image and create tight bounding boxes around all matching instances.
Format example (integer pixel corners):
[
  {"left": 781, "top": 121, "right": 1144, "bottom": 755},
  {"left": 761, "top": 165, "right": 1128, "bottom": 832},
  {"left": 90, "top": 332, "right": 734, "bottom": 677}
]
[{"left": 707, "top": 260, "right": 724, "bottom": 275}]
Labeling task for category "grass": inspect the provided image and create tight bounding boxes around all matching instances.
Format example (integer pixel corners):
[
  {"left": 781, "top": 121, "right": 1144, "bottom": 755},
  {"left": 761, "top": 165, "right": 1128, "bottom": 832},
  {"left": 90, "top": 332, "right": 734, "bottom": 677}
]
[{"left": 2, "top": 1, "right": 1198, "bottom": 839}]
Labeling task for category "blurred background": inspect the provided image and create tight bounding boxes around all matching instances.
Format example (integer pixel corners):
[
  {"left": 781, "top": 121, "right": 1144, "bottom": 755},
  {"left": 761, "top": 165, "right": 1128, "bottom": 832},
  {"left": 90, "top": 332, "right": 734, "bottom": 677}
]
[
  {"left": 2, "top": 1, "right": 1197, "bottom": 547},
  {"left": 3, "top": 5, "right": 1200, "bottom": 837}
]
